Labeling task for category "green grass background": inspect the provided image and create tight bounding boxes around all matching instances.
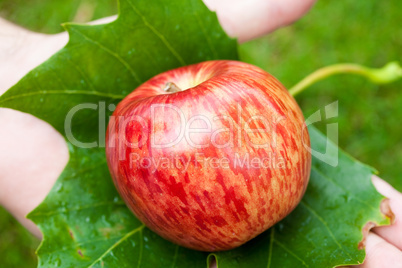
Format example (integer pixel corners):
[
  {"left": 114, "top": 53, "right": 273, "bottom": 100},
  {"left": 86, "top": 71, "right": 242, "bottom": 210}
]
[{"left": 0, "top": 0, "right": 400, "bottom": 267}]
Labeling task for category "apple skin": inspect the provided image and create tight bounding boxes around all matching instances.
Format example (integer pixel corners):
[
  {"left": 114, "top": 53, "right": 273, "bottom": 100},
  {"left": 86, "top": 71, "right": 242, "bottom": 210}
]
[{"left": 106, "top": 60, "right": 311, "bottom": 252}]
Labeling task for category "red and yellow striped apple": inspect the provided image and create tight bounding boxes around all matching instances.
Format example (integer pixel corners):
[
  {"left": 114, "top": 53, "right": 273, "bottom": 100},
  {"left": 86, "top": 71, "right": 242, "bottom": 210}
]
[{"left": 106, "top": 60, "right": 311, "bottom": 251}]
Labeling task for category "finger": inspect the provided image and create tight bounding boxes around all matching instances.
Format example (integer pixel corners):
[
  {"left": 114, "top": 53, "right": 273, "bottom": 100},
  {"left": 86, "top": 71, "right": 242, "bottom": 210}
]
[
  {"left": 0, "top": 29, "right": 68, "bottom": 92},
  {"left": 87, "top": 15, "right": 117, "bottom": 25},
  {"left": 93, "top": 2, "right": 317, "bottom": 43},
  {"left": 203, "top": 0, "right": 316, "bottom": 42},
  {"left": 371, "top": 176, "right": 402, "bottom": 250},
  {"left": 372, "top": 175, "right": 402, "bottom": 200},
  {"left": 354, "top": 232, "right": 402, "bottom": 268},
  {"left": 0, "top": 15, "right": 120, "bottom": 93},
  {"left": 0, "top": 108, "right": 69, "bottom": 237}
]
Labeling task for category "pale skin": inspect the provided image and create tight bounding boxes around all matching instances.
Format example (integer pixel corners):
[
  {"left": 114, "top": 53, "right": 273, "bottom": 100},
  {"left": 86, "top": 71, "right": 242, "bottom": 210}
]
[{"left": 0, "top": 0, "right": 401, "bottom": 266}]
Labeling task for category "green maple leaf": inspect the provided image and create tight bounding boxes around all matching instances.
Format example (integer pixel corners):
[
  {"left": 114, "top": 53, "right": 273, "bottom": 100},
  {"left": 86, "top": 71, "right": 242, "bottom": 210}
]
[{"left": 0, "top": 0, "right": 389, "bottom": 267}]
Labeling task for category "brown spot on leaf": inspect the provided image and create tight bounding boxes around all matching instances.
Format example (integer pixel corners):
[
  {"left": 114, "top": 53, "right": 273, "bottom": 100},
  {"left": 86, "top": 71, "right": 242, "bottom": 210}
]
[
  {"left": 380, "top": 198, "right": 395, "bottom": 223},
  {"left": 68, "top": 229, "right": 74, "bottom": 240},
  {"left": 77, "top": 249, "right": 84, "bottom": 257},
  {"left": 358, "top": 198, "right": 396, "bottom": 250},
  {"left": 358, "top": 221, "right": 377, "bottom": 250}
]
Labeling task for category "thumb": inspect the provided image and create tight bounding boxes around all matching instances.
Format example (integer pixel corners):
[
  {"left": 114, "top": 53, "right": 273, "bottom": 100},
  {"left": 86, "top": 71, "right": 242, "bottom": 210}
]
[{"left": 203, "top": 0, "right": 316, "bottom": 42}]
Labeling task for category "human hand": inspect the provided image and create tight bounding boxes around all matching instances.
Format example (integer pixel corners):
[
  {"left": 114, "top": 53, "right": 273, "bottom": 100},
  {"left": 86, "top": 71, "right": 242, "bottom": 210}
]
[
  {"left": 0, "top": 0, "right": 316, "bottom": 236},
  {"left": 350, "top": 176, "right": 402, "bottom": 268},
  {"left": 1, "top": 2, "right": 401, "bottom": 266},
  {"left": 0, "top": 0, "right": 317, "bottom": 91}
]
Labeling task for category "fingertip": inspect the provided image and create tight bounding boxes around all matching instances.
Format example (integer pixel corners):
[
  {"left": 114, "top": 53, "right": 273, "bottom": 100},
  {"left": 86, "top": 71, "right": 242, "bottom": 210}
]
[
  {"left": 202, "top": 0, "right": 317, "bottom": 42},
  {"left": 355, "top": 232, "right": 402, "bottom": 268},
  {"left": 371, "top": 175, "right": 402, "bottom": 200}
]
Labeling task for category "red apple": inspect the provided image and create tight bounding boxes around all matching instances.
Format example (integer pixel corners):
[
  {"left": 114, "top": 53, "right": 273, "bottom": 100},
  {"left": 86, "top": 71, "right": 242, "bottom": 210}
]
[{"left": 106, "top": 60, "right": 311, "bottom": 251}]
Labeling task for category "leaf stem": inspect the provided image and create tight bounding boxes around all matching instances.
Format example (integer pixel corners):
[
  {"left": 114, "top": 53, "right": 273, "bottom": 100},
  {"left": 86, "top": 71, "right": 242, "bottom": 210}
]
[{"left": 289, "top": 61, "right": 402, "bottom": 97}]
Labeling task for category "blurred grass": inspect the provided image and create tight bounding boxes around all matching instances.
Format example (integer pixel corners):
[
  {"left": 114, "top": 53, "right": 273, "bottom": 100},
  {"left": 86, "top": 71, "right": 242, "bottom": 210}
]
[
  {"left": 0, "top": 0, "right": 401, "bottom": 267},
  {"left": 0, "top": 207, "right": 39, "bottom": 267}
]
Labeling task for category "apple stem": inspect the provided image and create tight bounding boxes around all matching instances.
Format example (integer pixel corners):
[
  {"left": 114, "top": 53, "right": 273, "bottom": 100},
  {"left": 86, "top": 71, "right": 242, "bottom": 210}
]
[
  {"left": 163, "top": 82, "right": 182, "bottom": 93},
  {"left": 289, "top": 61, "right": 402, "bottom": 97}
]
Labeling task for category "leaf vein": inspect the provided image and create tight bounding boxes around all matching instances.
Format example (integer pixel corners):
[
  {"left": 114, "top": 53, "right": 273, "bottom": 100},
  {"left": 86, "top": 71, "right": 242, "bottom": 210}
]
[
  {"left": 136, "top": 228, "right": 144, "bottom": 268},
  {"left": 274, "top": 240, "right": 309, "bottom": 267},
  {"left": 191, "top": 1, "right": 219, "bottom": 58},
  {"left": 171, "top": 244, "right": 180, "bottom": 268},
  {"left": 31, "top": 201, "right": 126, "bottom": 217},
  {"left": 311, "top": 166, "right": 377, "bottom": 210},
  {"left": 89, "top": 225, "right": 145, "bottom": 267},
  {"left": 68, "top": 27, "right": 142, "bottom": 84},
  {"left": 65, "top": 58, "right": 97, "bottom": 91},
  {"left": 40, "top": 234, "right": 125, "bottom": 257},
  {"left": 266, "top": 228, "right": 274, "bottom": 268},
  {"left": 300, "top": 200, "right": 353, "bottom": 260},
  {"left": 0, "top": 90, "right": 125, "bottom": 104},
  {"left": 125, "top": 1, "right": 186, "bottom": 66}
]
